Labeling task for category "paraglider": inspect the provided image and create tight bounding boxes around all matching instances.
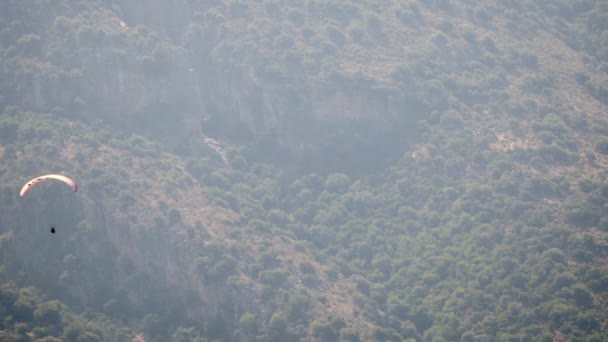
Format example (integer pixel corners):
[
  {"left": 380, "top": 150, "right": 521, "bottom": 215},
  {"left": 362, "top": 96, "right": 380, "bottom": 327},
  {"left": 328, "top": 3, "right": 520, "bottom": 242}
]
[
  {"left": 20, "top": 174, "right": 78, "bottom": 197},
  {"left": 19, "top": 174, "right": 77, "bottom": 234}
]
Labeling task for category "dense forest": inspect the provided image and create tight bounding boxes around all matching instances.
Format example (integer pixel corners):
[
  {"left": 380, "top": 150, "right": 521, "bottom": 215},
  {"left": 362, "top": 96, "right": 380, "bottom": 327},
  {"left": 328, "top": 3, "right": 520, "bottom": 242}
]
[{"left": 1, "top": 0, "right": 608, "bottom": 341}]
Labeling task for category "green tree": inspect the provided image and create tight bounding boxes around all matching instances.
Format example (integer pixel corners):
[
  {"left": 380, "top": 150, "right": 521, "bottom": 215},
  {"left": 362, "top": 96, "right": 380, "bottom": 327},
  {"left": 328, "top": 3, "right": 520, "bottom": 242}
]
[
  {"left": 171, "top": 327, "right": 204, "bottom": 342},
  {"left": 34, "top": 300, "right": 65, "bottom": 327},
  {"left": 267, "top": 313, "right": 288, "bottom": 342},
  {"left": 142, "top": 314, "right": 164, "bottom": 339},
  {"left": 310, "top": 320, "right": 339, "bottom": 341},
  {"left": 325, "top": 173, "right": 351, "bottom": 194},
  {"left": 238, "top": 312, "right": 257, "bottom": 339}
]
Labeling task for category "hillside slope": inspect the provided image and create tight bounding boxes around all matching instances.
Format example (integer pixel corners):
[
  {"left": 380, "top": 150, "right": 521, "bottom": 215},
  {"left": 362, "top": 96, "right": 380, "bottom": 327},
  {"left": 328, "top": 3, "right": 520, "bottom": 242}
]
[{"left": 1, "top": 0, "right": 608, "bottom": 341}]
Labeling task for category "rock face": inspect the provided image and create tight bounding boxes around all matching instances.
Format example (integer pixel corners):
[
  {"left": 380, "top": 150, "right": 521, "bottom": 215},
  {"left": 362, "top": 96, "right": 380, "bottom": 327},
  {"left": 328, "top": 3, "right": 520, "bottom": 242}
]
[{"left": 6, "top": 1, "right": 419, "bottom": 175}]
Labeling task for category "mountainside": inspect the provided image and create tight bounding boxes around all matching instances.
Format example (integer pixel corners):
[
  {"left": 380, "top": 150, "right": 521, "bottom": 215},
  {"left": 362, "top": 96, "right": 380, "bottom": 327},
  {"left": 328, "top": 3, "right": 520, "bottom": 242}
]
[{"left": 1, "top": 1, "right": 608, "bottom": 341}]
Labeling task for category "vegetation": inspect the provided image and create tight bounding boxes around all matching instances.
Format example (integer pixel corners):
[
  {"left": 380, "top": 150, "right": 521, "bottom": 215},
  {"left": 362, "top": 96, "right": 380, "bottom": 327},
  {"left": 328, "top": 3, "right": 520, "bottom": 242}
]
[{"left": 0, "top": 0, "right": 607, "bottom": 341}]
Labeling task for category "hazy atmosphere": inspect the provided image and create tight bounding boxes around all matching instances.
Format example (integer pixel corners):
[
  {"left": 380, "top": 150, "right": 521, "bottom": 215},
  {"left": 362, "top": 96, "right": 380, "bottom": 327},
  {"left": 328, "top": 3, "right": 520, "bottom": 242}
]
[{"left": 1, "top": 1, "right": 608, "bottom": 341}]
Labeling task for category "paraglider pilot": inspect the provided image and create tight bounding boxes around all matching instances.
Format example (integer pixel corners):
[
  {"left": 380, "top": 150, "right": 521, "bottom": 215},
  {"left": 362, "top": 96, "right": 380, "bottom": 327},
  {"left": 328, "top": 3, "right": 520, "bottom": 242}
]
[{"left": 50, "top": 225, "right": 55, "bottom": 234}]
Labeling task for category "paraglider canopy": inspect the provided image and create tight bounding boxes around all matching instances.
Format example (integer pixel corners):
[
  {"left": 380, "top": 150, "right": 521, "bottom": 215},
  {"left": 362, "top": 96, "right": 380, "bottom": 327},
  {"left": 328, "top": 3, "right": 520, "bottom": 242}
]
[{"left": 20, "top": 174, "right": 78, "bottom": 197}]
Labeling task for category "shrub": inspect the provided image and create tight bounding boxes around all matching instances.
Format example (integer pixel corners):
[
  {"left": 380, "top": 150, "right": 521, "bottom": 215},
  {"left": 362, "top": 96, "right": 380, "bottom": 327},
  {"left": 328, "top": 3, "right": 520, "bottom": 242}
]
[
  {"left": 310, "top": 320, "right": 339, "bottom": 341},
  {"left": 565, "top": 206, "right": 600, "bottom": 228},
  {"left": 595, "top": 138, "right": 608, "bottom": 154},
  {"left": 574, "top": 71, "right": 590, "bottom": 85},
  {"left": 239, "top": 312, "right": 257, "bottom": 336},
  {"left": 259, "top": 269, "right": 288, "bottom": 288},
  {"left": 571, "top": 284, "right": 593, "bottom": 308}
]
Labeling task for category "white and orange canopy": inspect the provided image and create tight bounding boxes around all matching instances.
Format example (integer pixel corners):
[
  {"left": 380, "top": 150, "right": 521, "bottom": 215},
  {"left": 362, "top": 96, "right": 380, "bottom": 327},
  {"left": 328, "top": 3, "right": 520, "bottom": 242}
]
[{"left": 20, "top": 174, "right": 78, "bottom": 197}]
